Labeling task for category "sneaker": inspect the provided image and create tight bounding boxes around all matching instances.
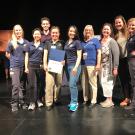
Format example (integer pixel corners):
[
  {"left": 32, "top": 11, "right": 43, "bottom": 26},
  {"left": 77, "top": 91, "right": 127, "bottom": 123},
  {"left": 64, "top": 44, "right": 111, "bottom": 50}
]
[
  {"left": 120, "top": 98, "right": 130, "bottom": 107},
  {"left": 69, "top": 103, "right": 78, "bottom": 112},
  {"left": 68, "top": 104, "right": 71, "bottom": 108},
  {"left": 28, "top": 103, "right": 35, "bottom": 110},
  {"left": 11, "top": 103, "right": 18, "bottom": 112},
  {"left": 11, "top": 106, "right": 18, "bottom": 112},
  {"left": 54, "top": 100, "right": 61, "bottom": 106},
  {"left": 19, "top": 103, "right": 28, "bottom": 109},
  {"left": 37, "top": 101, "right": 43, "bottom": 108},
  {"left": 101, "top": 100, "right": 114, "bottom": 108},
  {"left": 100, "top": 100, "right": 108, "bottom": 106}
]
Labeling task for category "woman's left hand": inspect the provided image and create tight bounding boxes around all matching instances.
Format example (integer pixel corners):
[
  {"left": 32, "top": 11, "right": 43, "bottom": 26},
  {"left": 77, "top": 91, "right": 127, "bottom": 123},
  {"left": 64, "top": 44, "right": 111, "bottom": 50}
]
[
  {"left": 113, "top": 68, "right": 118, "bottom": 76},
  {"left": 25, "top": 68, "right": 29, "bottom": 73},
  {"left": 95, "top": 64, "right": 100, "bottom": 71},
  {"left": 61, "top": 60, "right": 65, "bottom": 66},
  {"left": 72, "top": 67, "right": 77, "bottom": 76}
]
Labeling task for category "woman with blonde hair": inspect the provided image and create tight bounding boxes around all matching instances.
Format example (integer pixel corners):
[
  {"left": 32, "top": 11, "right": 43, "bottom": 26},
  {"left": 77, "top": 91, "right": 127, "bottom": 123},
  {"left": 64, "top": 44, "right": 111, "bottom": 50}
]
[
  {"left": 81, "top": 25, "right": 101, "bottom": 108},
  {"left": 125, "top": 18, "right": 135, "bottom": 110},
  {"left": 6, "top": 24, "right": 29, "bottom": 112}
]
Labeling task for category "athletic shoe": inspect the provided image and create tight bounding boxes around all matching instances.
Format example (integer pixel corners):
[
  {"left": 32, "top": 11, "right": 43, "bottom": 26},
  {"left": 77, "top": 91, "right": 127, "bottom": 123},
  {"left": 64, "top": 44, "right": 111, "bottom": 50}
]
[
  {"left": 69, "top": 103, "right": 78, "bottom": 112},
  {"left": 28, "top": 103, "right": 35, "bottom": 110},
  {"left": 37, "top": 101, "right": 44, "bottom": 108}
]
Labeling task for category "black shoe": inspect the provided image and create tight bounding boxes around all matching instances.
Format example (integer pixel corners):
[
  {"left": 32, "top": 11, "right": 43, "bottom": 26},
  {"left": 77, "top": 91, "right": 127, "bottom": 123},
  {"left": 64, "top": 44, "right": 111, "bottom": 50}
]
[
  {"left": 124, "top": 105, "right": 135, "bottom": 110},
  {"left": 83, "top": 101, "right": 89, "bottom": 106},
  {"left": 22, "top": 104, "right": 28, "bottom": 109},
  {"left": 46, "top": 105, "right": 53, "bottom": 111},
  {"left": 19, "top": 103, "right": 28, "bottom": 109},
  {"left": 54, "top": 100, "right": 61, "bottom": 106},
  {"left": 89, "top": 103, "right": 97, "bottom": 109}
]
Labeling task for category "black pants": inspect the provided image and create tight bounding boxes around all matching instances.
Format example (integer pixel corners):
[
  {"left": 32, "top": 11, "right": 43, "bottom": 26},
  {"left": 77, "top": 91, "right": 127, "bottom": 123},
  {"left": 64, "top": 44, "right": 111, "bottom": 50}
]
[
  {"left": 10, "top": 68, "right": 26, "bottom": 107},
  {"left": 39, "top": 68, "right": 45, "bottom": 99},
  {"left": 27, "top": 67, "right": 44, "bottom": 103},
  {"left": 118, "top": 58, "right": 131, "bottom": 99},
  {"left": 128, "top": 58, "right": 135, "bottom": 104}
]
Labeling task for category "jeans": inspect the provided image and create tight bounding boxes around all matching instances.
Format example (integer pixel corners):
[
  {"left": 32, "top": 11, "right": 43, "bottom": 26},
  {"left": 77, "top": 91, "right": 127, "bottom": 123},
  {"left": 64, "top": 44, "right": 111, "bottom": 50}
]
[{"left": 67, "top": 64, "right": 81, "bottom": 104}]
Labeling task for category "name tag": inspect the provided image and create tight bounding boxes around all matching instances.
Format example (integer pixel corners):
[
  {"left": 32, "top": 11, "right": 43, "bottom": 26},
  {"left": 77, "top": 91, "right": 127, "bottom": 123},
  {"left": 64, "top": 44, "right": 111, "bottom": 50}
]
[
  {"left": 83, "top": 53, "right": 87, "bottom": 60},
  {"left": 38, "top": 47, "right": 43, "bottom": 51},
  {"left": 51, "top": 46, "right": 56, "bottom": 49}
]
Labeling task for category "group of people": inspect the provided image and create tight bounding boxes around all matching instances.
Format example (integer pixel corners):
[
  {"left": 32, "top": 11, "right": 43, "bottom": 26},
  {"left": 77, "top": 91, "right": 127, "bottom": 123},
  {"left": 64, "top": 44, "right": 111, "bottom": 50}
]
[{"left": 5, "top": 15, "right": 135, "bottom": 112}]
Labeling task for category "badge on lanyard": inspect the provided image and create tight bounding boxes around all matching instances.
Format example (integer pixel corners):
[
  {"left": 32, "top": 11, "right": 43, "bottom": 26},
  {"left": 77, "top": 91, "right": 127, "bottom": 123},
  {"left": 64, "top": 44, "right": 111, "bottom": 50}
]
[
  {"left": 51, "top": 46, "right": 56, "bottom": 49},
  {"left": 83, "top": 52, "right": 87, "bottom": 60}
]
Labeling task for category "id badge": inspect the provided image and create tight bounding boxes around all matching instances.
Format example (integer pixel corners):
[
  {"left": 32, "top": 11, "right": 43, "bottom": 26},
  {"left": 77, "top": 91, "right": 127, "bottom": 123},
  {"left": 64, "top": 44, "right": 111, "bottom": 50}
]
[
  {"left": 83, "top": 52, "right": 87, "bottom": 60},
  {"left": 51, "top": 46, "right": 56, "bottom": 49}
]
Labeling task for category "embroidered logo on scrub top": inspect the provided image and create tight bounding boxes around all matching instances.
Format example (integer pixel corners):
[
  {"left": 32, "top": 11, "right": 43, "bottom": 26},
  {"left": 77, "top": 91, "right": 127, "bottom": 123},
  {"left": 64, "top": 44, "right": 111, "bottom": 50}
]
[
  {"left": 23, "top": 44, "right": 27, "bottom": 47},
  {"left": 38, "top": 47, "right": 43, "bottom": 51},
  {"left": 129, "top": 38, "right": 133, "bottom": 42},
  {"left": 57, "top": 43, "right": 62, "bottom": 47},
  {"left": 69, "top": 44, "right": 74, "bottom": 48}
]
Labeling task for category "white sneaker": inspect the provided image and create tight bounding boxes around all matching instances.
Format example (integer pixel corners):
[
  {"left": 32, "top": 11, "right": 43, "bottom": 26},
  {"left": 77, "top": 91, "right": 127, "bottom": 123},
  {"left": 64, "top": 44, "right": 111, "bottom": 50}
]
[
  {"left": 37, "top": 101, "right": 43, "bottom": 108},
  {"left": 100, "top": 100, "right": 108, "bottom": 106},
  {"left": 101, "top": 100, "right": 114, "bottom": 108},
  {"left": 28, "top": 103, "right": 35, "bottom": 110}
]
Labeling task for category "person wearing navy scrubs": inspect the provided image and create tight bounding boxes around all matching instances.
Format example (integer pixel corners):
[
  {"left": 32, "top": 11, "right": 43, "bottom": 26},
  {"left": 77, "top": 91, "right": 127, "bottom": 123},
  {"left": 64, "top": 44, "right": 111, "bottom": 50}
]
[
  {"left": 25, "top": 28, "right": 44, "bottom": 110},
  {"left": 43, "top": 26, "right": 64, "bottom": 111},
  {"left": 64, "top": 25, "right": 82, "bottom": 112},
  {"left": 6, "top": 24, "right": 29, "bottom": 112}
]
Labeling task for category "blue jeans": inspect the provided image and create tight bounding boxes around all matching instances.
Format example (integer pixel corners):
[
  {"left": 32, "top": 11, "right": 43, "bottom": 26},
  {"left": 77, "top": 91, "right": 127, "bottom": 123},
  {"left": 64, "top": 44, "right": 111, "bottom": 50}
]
[{"left": 67, "top": 64, "right": 81, "bottom": 104}]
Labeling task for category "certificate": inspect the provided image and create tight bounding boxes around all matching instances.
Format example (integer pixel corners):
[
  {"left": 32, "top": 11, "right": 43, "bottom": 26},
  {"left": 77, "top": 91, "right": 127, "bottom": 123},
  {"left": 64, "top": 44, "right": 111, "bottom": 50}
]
[
  {"left": 48, "top": 60, "right": 63, "bottom": 74},
  {"left": 48, "top": 49, "right": 65, "bottom": 74}
]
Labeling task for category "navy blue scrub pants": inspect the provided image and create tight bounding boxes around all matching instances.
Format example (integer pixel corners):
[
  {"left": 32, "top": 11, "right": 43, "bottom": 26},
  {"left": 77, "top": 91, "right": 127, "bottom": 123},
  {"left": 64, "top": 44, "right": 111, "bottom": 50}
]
[{"left": 10, "top": 68, "right": 26, "bottom": 107}]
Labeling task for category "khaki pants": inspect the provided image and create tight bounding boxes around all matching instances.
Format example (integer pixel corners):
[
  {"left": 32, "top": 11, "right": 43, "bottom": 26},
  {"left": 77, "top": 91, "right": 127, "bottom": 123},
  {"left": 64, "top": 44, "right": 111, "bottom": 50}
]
[
  {"left": 45, "top": 71, "right": 62, "bottom": 106},
  {"left": 81, "top": 66, "right": 98, "bottom": 104}
]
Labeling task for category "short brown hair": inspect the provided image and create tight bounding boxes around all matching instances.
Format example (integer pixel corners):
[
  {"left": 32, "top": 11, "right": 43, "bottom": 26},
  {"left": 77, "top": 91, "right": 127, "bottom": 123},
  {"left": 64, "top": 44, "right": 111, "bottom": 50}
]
[{"left": 41, "top": 17, "right": 50, "bottom": 24}]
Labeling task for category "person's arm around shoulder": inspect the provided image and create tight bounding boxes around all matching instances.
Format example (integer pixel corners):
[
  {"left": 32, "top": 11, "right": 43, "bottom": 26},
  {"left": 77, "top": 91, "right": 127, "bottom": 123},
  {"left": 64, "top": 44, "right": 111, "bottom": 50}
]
[
  {"left": 95, "top": 38, "right": 101, "bottom": 71},
  {"left": 60, "top": 40, "right": 65, "bottom": 66},
  {"left": 25, "top": 52, "right": 29, "bottom": 73},
  {"left": 24, "top": 42, "right": 30, "bottom": 73},
  {"left": 95, "top": 49, "right": 101, "bottom": 71},
  {"left": 43, "top": 41, "right": 49, "bottom": 71}
]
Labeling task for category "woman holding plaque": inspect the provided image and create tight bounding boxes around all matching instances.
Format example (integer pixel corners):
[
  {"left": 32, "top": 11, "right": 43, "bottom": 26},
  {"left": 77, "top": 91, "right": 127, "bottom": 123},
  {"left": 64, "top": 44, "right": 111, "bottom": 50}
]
[
  {"left": 64, "top": 25, "right": 82, "bottom": 112},
  {"left": 43, "top": 26, "right": 64, "bottom": 111}
]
